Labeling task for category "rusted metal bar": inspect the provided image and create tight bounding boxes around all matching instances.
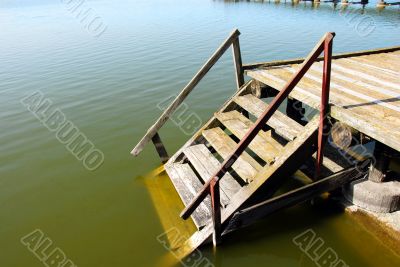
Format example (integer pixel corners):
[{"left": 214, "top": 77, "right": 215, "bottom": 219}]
[
  {"left": 315, "top": 34, "right": 335, "bottom": 179},
  {"left": 180, "top": 32, "right": 335, "bottom": 221}
]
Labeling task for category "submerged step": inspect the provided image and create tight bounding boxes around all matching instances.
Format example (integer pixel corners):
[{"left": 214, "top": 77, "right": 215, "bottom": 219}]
[
  {"left": 164, "top": 163, "right": 212, "bottom": 228},
  {"left": 234, "top": 94, "right": 304, "bottom": 141},
  {"left": 184, "top": 144, "right": 242, "bottom": 205}
]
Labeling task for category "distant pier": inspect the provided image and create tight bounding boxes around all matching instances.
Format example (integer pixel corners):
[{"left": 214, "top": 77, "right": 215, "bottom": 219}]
[{"left": 244, "top": 0, "right": 400, "bottom": 8}]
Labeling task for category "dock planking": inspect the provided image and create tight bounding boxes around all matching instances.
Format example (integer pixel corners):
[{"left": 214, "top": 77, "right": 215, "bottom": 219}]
[{"left": 246, "top": 48, "right": 400, "bottom": 152}]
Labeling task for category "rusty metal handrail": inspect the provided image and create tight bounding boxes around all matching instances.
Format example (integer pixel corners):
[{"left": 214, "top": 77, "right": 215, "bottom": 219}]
[
  {"left": 180, "top": 32, "right": 335, "bottom": 246},
  {"left": 130, "top": 29, "right": 245, "bottom": 162}
]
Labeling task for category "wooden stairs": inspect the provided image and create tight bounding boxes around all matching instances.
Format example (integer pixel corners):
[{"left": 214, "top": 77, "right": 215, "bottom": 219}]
[
  {"left": 164, "top": 84, "right": 318, "bottom": 230},
  {"left": 162, "top": 84, "right": 324, "bottom": 257},
  {"left": 131, "top": 30, "right": 368, "bottom": 259}
]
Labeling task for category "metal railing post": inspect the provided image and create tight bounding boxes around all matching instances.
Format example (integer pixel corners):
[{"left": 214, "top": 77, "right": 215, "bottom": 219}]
[{"left": 316, "top": 33, "right": 334, "bottom": 179}]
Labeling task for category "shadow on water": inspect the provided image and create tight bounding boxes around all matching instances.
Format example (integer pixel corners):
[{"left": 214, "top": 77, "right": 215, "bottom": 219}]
[
  {"left": 142, "top": 169, "right": 400, "bottom": 267},
  {"left": 201, "top": 199, "right": 400, "bottom": 267}
]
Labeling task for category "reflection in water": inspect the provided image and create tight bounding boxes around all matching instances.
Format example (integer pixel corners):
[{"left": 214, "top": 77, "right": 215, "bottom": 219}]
[{"left": 220, "top": 0, "right": 400, "bottom": 9}]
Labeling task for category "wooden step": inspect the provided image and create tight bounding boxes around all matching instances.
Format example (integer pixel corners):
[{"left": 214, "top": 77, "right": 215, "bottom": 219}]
[
  {"left": 215, "top": 110, "right": 283, "bottom": 164},
  {"left": 202, "top": 127, "right": 262, "bottom": 183},
  {"left": 164, "top": 163, "right": 211, "bottom": 229},
  {"left": 234, "top": 94, "right": 304, "bottom": 141},
  {"left": 184, "top": 144, "right": 241, "bottom": 206}
]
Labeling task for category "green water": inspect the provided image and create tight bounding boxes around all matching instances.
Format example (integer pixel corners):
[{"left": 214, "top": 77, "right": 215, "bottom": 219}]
[{"left": 1, "top": 0, "right": 400, "bottom": 266}]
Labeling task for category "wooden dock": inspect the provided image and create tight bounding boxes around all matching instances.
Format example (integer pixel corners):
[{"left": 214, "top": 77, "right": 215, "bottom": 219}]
[
  {"left": 245, "top": 48, "right": 400, "bottom": 152},
  {"left": 131, "top": 30, "right": 399, "bottom": 260}
]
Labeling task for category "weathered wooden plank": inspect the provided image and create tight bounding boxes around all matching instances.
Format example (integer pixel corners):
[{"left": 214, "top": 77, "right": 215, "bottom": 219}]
[
  {"left": 249, "top": 66, "right": 400, "bottom": 151},
  {"left": 332, "top": 60, "right": 400, "bottom": 90},
  {"left": 243, "top": 45, "right": 400, "bottom": 71},
  {"left": 352, "top": 53, "right": 400, "bottom": 73},
  {"left": 215, "top": 111, "right": 283, "bottom": 164},
  {"left": 164, "top": 163, "right": 211, "bottom": 229},
  {"left": 131, "top": 29, "right": 241, "bottom": 157},
  {"left": 296, "top": 67, "right": 400, "bottom": 139},
  {"left": 184, "top": 145, "right": 241, "bottom": 204},
  {"left": 247, "top": 69, "right": 321, "bottom": 109},
  {"left": 297, "top": 69, "right": 400, "bottom": 114},
  {"left": 232, "top": 38, "right": 245, "bottom": 91},
  {"left": 234, "top": 94, "right": 304, "bottom": 141},
  {"left": 304, "top": 71, "right": 400, "bottom": 128},
  {"left": 224, "top": 166, "right": 366, "bottom": 233},
  {"left": 247, "top": 52, "right": 400, "bottom": 116},
  {"left": 202, "top": 127, "right": 262, "bottom": 183},
  {"left": 311, "top": 62, "right": 400, "bottom": 102},
  {"left": 345, "top": 57, "right": 400, "bottom": 76},
  {"left": 304, "top": 65, "right": 400, "bottom": 112},
  {"left": 265, "top": 65, "right": 400, "bottom": 124},
  {"left": 151, "top": 133, "right": 169, "bottom": 163},
  {"left": 273, "top": 65, "right": 376, "bottom": 111}
]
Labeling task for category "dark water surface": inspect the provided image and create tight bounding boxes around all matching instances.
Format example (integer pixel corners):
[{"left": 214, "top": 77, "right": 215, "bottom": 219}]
[{"left": 1, "top": 0, "right": 400, "bottom": 266}]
